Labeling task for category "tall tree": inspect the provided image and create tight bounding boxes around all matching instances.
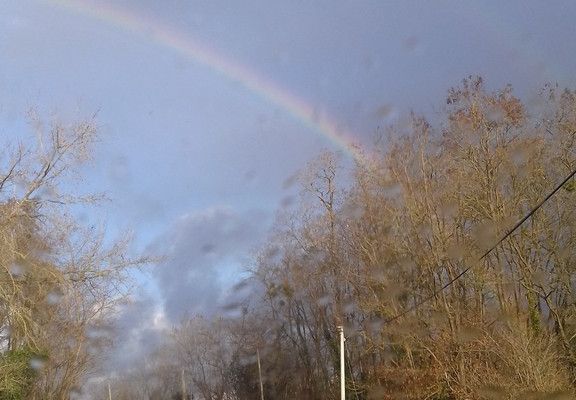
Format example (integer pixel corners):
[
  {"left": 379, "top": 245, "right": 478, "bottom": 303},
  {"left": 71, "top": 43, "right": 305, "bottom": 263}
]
[{"left": 0, "top": 111, "right": 148, "bottom": 399}]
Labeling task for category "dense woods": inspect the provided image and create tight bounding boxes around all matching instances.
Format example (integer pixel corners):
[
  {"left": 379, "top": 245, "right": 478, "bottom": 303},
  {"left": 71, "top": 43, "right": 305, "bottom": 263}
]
[{"left": 4, "top": 77, "right": 576, "bottom": 399}]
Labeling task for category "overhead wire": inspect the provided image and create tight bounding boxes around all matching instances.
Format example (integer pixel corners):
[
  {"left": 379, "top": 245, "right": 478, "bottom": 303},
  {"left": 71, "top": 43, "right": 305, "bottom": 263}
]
[{"left": 381, "top": 165, "right": 576, "bottom": 325}]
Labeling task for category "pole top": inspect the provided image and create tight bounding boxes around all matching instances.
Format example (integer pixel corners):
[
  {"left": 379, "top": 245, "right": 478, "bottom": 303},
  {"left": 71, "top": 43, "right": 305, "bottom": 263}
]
[{"left": 336, "top": 325, "right": 344, "bottom": 332}]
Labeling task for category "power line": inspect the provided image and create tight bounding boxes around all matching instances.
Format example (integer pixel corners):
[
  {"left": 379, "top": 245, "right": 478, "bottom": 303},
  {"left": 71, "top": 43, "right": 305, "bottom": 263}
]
[{"left": 382, "top": 165, "right": 576, "bottom": 326}]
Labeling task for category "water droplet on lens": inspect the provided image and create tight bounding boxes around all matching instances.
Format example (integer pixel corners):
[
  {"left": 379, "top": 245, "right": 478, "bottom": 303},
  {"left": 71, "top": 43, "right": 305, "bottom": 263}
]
[
  {"left": 244, "top": 169, "right": 257, "bottom": 184},
  {"left": 343, "top": 299, "right": 356, "bottom": 313},
  {"left": 478, "top": 384, "right": 507, "bottom": 400},
  {"left": 446, "top": 243, "right": 464, "bottom": 261},
  {"left": 46, "top": 289, "right": 63, "bottom": 305},
  {"left": 201, "top": 243, "right": 215, "bottom": 254},
  {"left": 403, "top": 36, "right": 419, "bottom": 51},
  {"left": 30, "top": 357, "right": 46, "bottom": 370},
  {"left": 9, "top": 263, "right": 25, "bottom": 279},
  {"left": 341, "top": 201, "right": 363, "bottom": 220},
  {"left": 69, "top": 386, "right": 83, "bottom": 399},
  {"left": 280, "top": 196, "right": 294, "bottom": 208},
  {"left": 367, "top": 385, "right": 387, "bottom": 399},
  {"left": 232, "top": 279, "right": 249, "bottom": 292},
  {"left": 317, "top": 295, "right": 332, "bottom": 306},
  {"left": 282, "top": 173, "right": 298, "bottom": 190}
]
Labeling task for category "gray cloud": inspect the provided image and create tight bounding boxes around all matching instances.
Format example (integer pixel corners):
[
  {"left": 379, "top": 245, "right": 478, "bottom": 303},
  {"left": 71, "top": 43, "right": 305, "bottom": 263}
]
[
  {"left": 150, "top": 206, "right": 269, "bottom": 322},
  {"left": 102, "top": 291, "right": 167, "bottom": 373},
  {"left": 91, "top": 206, "right": 269, "bottom": 382}
]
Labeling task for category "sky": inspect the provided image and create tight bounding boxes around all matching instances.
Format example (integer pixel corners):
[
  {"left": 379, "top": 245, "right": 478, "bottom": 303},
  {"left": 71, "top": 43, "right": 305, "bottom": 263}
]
[{"left": 2, "top": 0, "right": 576, "bottom": 380}]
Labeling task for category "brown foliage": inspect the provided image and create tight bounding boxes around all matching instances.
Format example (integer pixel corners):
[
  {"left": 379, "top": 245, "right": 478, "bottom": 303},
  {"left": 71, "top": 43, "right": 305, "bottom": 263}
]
[
  {"left": 0, "top": 113, "right": 148, "bottom": 399},
  {"left": 245, "top": 78, "right": 576, "bottom": 399},
  {"left": 103, "top": 78, "right": 576, "bottom": 400}
]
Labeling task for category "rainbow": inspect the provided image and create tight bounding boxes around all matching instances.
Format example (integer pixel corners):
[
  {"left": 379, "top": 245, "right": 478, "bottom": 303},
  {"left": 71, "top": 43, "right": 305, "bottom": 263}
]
[{"left": 47, "top": 0, "right": 367, "bottom": 163}]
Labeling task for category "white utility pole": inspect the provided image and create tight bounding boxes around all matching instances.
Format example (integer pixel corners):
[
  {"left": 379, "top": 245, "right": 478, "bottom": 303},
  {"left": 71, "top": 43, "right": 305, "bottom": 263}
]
[
  {"left": 108, "top": 382, "right": 112, "bottom": 400},
  {"left": 337, "top": 325, "right": 345, "bottom": 400},
  {"left": 257, "top": 348, "right": 265, "bottom": 400},
  {"left": 181, "top": 369, "right": 187, "bottom": 400}
]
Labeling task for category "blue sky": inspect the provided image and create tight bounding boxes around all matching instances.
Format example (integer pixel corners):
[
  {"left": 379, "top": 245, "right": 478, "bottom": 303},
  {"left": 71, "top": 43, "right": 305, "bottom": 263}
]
[{"left": 2, "top": 0, "right": 576, "bottom": 370}]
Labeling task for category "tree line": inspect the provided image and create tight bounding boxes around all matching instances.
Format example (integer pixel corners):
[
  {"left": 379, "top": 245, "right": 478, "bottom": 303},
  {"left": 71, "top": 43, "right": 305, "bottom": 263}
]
[
  {"left": 109, "top": 77, "right": 576, "bottom": 400},
  {"left": 3, "top": 76, "right": 576, "bottom": 399}
]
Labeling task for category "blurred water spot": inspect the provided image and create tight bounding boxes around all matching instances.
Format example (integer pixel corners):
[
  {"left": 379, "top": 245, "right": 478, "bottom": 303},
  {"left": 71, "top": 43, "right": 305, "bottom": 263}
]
[
  {"left": 77, "top": 211, "right": 88, "bottom": 224},
  {"left": 231, "top": 279, "right": 249, "bottom": 293},
  {"left": 66, "top": 337, "right": 78, "bottom": 350},
  {"left": 108, "top": 156, "right": 130, "bottom": 184},
  {"left": 544, "top": 391, "right": 574, "bottom": 400},
  {"left": 386, "top": 283, "right": 407, "bottom": 300},
  {"left": 174, "top": 54, "right": 190, "bottom": 71},
  {"left": 68, "top": 386, "right": 83, "bottom": 400},
  {"left": 511, "top": 143, "right": 530, "bottom": 166},
  {"left": 535, "top": 61, "right": 548, "bottom": 77},
  {"left": 472, "top": 222, "right": 498, "bottom": 249},
  {"left": 429, "top": 310, "right": 446, "bottom": 325},
  {"left": 280, "top": 195, "right": 294, "bottom": 208},
  {"left": 201, "top": 243, "right": 216, "bottom": 255},
  {"left": 221, "top": 301, "right": 242, "bottom": 311},
  {"left": 374, "top": 104, "right": 394, "bottom": 120},
  {"left": 417, "top": 222, "right": 432, "bottom": 239},
  {"left": 532, "top": 269, "right": 547, "bottom": 286},
  {"left": 382, "top": 346, "right": 395, "bottom": 363},
  {"left": 370, "top": 266, "right": 386, "bottom": 282},
  {"left": 265, "top": 245, "right": 282, "bottom": 265},
  {"left": 478, "top": 384, "right": 507, "bottom": 400},
  {"left": 398, "top": 257, "right": 416, "bottom": 273},
  {"left": 311, "top": 106, "right": 321, "bottom": 125},
  {"left": 457, "top": 325, "right": 483, "bottom": 343},
  {"left": 86, "top": 325, "right": 112, "bottom": 341},
  {"left": 239, "top": 353, "right": 257, "bottom": 366},
  {"left": 8, "top": 262, "right": 25, "bottom": 280},
  {"left": 282, "top": 173, "right": 298, "bottom": 190},
  {"left": 46, "top": 288, "right": 63, "bottom": 305},
  {"left": 305, "top": 247, "right": 327, "bottom": 264},
  {"left": 438, "top": 200, "right": 459, "bottom": 219},
  {"left": 343, "top": 299, "right": 357, "bottom": 314},
  {"left": 317, "top": 295, "right": 332, "bottom": 307},
  {"left": 341, "top": 201, "right": 363, "bottom": 220},
  {"left": 276, "top": 48, "right": 290, "bottom": 66},
  {"left": 446, "top": 243, "right": 465, "bottom": 261},
  {"left": 244, "top": 169, "right": 257, "bottom": 184},
  {"left": 367, "top": 385, "right": 386, "bottom": 399},
  {"left": 221, "top": 302, "right": 248, "bottom": 318},
  {"left": 403, "top": 36, "right": 419, "bottom": 51},
  {"left": 30, "top": 356, "right": 46, "bottom": 371},
  {"left": 367, "top": 317, "right": 384, "bottom": 335},
  {"left": 486, "top": 106, "right": 506, "bottom": 124},
  {"left": 394, "top": 320, "right": 422, "bottom": 336},
  {"left": 221, "top": 217, "right": 239, "bottom": 236},
  {"left": 518, "top": 390, "right": 563, "bottom": 400},
  {"left": 362, "top": 54, "right": 376, "bottom": 72},
  {"left": 36, "top": 185, "right": 58, "bottom": 202}
]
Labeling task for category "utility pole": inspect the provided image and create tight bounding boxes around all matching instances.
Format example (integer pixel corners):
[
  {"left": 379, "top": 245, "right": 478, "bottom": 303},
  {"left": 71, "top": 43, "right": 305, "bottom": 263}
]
[
  {"left": 181, "top": 369, "right": 187, "bottom": 400},
  {"left": 337, "top": 325, "right": 345, "bottom": 400},
  {"left": 108, "top": 382, "right": 112, "bottom": 400},
  {"left": 257, "top": 348, "right": 265, "bottom": 400}
]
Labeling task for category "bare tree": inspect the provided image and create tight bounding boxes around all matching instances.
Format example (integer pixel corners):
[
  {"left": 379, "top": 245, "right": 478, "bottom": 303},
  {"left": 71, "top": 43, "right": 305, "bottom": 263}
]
[{"left": 0, "top": 111, "right": 149, "bottom": 399}]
